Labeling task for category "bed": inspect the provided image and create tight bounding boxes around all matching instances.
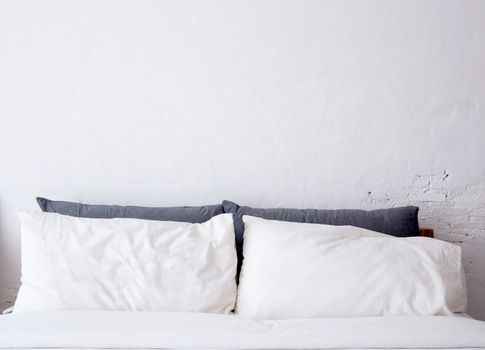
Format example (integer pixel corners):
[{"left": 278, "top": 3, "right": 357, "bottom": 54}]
[
  {"left": 1, "top": 199, "right": 484, "bottom": 349},
  {"left": 1, "top": 311, "right": 485, "bottom": 349}
]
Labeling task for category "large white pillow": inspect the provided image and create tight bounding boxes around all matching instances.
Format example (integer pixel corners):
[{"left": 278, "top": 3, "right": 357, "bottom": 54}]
[
  {"left": 236, "top": 215, "right": 467, "bottom": 319},
  {"left": 15, "top": 211, "right": 237, "bottom": 313}
]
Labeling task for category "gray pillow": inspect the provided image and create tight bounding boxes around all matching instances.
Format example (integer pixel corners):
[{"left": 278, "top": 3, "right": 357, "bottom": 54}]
[
  {"left": 222, "top": 200, "right": 420, "bottom": 265},
  {"left": 36, "top": 197, "right": 224, "bottom": 223}
]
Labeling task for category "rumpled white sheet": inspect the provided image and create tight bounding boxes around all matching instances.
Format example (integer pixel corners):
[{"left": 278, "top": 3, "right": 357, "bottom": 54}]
[{"left": 1, "top": 311, "right": 485, "bottom": 350}]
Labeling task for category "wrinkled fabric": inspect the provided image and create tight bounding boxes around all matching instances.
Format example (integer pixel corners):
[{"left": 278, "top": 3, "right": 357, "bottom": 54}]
[
  {"left": 0, "top": 311, "right": 484, "bottom": 349},
  {"left": 15, "top": 212, "right": 237, "bottom": 313},
  {"left": 37, "top": 197, "right": 223, "bottom": 223},
  {"left": 222, "top": 200, "right": 420, "bottom": 271},
  {"left": 236, "top": 216, "right": 466, "bottom": 319}
]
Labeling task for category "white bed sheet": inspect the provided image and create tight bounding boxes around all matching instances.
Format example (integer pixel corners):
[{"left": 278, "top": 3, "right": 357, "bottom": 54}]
[{"left": 1, "top": 311, "right": 484, "bottom": 350}]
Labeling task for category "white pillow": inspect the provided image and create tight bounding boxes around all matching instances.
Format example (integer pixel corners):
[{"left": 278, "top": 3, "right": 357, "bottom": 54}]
[
  {"left": 236, "top": 215, "right": 467, "bottom": 319},
  {"left": 15, "top": 211, "right": 237, "bottom": 313}
]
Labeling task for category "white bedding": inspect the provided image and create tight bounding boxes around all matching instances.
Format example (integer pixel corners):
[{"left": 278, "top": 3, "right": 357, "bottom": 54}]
[
  {"left": 1, "top": 311, "right": 485, "bottom": 350},
  {"left": 15, "top": 212, "right": 237, "bottom": 313},
  {"left": 237, "top": 216, "right": 466, "bottom": 318}
]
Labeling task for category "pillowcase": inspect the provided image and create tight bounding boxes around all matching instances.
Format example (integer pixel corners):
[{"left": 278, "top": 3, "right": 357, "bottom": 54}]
[
  {"left": 15, "top": 211, "right": 237, "bottom": 313},
  {"left": 37, "top": 197, "right": 223, "bottom": 223},
  {"left": 235, "top": 215, "right": 466, "bottom": 319},
  {"left": 222, "top": 200, "right": 420, "bottom": 267}
]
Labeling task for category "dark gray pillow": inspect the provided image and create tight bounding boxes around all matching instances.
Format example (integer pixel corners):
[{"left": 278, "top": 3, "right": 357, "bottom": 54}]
[
  {"left": 36, "top": 197, "right": 224, "bottom": 223},
  {"left": 222, "top": 200, "right": 420, "bottom": 264}
]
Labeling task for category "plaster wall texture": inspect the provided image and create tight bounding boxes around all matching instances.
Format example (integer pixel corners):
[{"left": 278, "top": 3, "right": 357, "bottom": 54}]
[{"left": 0, "top": 0, "right": 484, "bottom": 318}]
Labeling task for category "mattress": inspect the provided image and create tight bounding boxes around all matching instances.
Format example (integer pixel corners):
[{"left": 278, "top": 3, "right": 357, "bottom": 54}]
[{"left": 1, "top": 311, "right": 485, "bottom": 350}]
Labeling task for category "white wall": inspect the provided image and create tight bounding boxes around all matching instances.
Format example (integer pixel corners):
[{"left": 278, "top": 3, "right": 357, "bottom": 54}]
[{"left": 1, "top": 0, "right": 484, "bottom": 318}]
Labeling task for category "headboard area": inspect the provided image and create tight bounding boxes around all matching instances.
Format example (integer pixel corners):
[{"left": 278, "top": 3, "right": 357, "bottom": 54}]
[{"left": 419, "top": 229, "right": 434, "bottom": 238}]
